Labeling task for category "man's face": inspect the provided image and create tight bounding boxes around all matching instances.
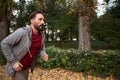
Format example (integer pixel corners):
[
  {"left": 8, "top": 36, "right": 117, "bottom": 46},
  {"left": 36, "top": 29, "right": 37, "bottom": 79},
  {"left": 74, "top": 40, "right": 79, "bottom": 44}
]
[{"left": 31, "top": 13, "right": 44, "bottom": 31}]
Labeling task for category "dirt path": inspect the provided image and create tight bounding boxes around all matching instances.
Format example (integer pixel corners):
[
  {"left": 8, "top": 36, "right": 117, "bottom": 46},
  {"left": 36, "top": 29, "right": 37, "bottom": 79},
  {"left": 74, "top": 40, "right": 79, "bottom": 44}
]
[{"left": 0, "top": 65, "right": 114, "bottom": 80}]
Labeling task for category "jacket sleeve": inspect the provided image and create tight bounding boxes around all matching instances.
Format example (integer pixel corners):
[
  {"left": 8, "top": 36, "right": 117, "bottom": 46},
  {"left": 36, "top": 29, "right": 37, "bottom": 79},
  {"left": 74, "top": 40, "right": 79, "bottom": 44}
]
[
  {"left": 40, "top": 41, "right": 46, "bottom": 56},
  {"left": 0, "top": 28, "right": 25, "bottom": 64},
  {"left": 39, "top": 32, "right": 47, "bottom": 56}
]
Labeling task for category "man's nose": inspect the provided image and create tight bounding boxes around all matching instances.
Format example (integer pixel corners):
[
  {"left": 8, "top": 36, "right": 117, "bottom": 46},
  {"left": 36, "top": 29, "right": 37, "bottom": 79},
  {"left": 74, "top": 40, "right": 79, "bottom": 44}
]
[{"left": 42, "top": 20, "right": 44, "bottom": 24}]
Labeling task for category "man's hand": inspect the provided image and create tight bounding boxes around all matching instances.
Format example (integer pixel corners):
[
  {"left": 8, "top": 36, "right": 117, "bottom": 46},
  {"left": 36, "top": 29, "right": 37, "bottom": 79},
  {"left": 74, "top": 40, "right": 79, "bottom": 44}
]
[
  {"left": 42, "top": 54, "right": 48, "bottom": 61},
  {"left": 12, "top": 61, "right": 23, "bottom": 71}
]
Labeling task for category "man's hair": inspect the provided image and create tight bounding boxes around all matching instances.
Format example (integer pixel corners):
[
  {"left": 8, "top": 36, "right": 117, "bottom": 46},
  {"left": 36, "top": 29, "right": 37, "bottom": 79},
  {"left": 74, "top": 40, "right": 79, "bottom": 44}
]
[{"left": 29, "top": 11, "right": 43, "bottom": 22}]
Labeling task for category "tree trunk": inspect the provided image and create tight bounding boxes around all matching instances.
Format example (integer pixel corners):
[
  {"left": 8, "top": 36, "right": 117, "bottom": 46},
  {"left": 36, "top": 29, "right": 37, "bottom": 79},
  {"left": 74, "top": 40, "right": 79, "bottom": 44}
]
[
  {"left": 0, "top": 16, "right": 9, "bottom": 41},
  {"left": 78, "top": 12, "right": 91, "bottom": 50},
  {"left": 40, "top": 0, "right": 46, "bottom": 12},
  {"left": 0, "top": 0, "right": 13, "bottom": 41}
]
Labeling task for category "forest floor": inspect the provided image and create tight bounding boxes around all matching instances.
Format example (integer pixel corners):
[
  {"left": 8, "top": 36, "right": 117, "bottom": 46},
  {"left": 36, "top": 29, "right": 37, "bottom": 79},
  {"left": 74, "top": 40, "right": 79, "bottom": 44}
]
[{"left": 0, "top": 65, "right": 114, "bottom": 80}]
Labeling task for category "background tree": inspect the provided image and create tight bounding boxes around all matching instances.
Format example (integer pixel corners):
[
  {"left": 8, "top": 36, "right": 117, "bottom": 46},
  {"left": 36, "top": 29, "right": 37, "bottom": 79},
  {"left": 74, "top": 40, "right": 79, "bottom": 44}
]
[
  {"left": 76, "top": 0, "right": 97, "bottom": 50},
  {"left": 91, "top": 0, "right": 120, "bottom": 49},
  {"left": 44, "top": 0, "right": 78, "bottom": 42},
  {"left": 0, "top": 0, "right": 13, "bottom": 41}
]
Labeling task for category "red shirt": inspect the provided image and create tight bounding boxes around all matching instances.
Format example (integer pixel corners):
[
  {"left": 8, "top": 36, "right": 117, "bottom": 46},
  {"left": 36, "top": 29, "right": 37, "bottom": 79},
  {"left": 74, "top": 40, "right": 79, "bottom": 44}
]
[{"left": 20, "top": 30, "right": 42, "bottom": 70}]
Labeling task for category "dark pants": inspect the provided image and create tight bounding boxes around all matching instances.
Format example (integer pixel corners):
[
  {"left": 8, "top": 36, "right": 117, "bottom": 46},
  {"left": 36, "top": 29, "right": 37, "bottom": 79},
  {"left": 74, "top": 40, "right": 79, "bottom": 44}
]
[{"left": 12, "top": 69, "right": 29, "bottom": 80}]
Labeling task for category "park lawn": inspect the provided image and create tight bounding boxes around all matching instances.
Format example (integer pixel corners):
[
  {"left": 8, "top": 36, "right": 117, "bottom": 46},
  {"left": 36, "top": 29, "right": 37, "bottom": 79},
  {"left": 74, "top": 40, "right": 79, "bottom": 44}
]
[{"left": 0, "top": 65, "right": 114, "bottom": 80}]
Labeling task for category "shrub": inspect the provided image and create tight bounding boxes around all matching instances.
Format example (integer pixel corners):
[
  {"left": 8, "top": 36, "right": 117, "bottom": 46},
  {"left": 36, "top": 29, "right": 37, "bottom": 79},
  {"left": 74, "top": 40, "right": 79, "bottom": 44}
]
[{"left": 37, "top": 46, "right": 120, "bottom": 79}]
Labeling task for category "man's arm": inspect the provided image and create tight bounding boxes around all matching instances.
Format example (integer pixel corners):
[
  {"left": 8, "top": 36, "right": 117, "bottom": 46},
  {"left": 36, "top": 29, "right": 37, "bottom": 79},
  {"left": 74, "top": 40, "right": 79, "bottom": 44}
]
[
  {"left": 0, "top": 28, "right": 25, "bottom": 64},
  {"left": 39, "top": 42, "right": 48, "bottom": 61},
  {"left": 39, "top": 32, "right": 48, "bottom": 61}
]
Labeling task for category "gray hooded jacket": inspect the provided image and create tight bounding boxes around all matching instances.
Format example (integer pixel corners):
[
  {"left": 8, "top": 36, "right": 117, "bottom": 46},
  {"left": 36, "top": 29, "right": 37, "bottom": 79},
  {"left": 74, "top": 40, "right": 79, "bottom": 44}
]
[{"left": 0, "top": 25, "right": 46, "bottom": 77}]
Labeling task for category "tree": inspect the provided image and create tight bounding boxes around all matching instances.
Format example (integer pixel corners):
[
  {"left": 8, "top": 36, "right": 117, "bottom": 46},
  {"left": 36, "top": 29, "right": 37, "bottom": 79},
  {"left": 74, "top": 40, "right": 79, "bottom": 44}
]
[
  {"left": 0, "top": 0, "right": 13, "bottom": 41},
  {"left": 39, "top": 0, "right": 46, "bottom": 12},
  {"left": 11, "top": 0, "right": 39, "bottom": 29},
  {"left": 42, "top": 0, "right": 78, "bottom": 42},
  {"left": 77, "top": 0, "right": 97, "bottom": 50},
  {"left": 91, "top": 0, "right": 120, "bottom": 49}
]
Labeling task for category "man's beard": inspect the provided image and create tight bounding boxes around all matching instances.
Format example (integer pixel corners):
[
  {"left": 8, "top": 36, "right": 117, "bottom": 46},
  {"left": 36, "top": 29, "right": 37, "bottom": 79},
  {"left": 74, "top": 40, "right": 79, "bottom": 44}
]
[{"left": 34, "top": 24, "right": 45, "bottom": 32}]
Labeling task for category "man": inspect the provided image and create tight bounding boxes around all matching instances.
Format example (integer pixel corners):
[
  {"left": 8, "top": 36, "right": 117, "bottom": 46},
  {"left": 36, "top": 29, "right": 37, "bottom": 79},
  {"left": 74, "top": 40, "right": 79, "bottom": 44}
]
[{"left": 1, "top": 11, "right": 48, "bottom": 80}]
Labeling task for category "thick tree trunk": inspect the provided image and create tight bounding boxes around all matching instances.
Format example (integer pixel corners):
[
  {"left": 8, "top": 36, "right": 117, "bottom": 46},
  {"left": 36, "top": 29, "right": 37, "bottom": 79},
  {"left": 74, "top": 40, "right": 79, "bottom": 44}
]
[
  {"left": 40, "top": 0, "right": 46, "bottom": 12},
  {"left": 0, "top": 16, "right": 9, "bottom": 41},
  {"left": 78, "top": 13, "right": 91, "bottom": 50}
]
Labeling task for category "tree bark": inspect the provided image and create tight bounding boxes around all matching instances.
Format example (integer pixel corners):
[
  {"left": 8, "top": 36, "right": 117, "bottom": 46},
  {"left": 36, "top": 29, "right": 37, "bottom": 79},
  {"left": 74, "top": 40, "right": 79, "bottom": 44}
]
[
  {"left": 0, "top": 0, "right": 12, "bottom": 41},
  {"left": 0, "top": 16, "right": 9, "bottom": 41},
  {"left": 78, "top": 12, "right": 91, "bottom": 50},
  {"left": 40, "top": 0, "right": 46, "bottom": 12}
]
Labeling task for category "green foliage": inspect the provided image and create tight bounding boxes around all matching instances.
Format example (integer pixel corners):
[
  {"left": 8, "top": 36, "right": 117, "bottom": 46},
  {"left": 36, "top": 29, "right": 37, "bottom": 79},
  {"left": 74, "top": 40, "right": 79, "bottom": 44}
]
[
  {"left": 91, "top": 14, "right": 120, "bottom": 49},
  {"left": 37, "top": 46, "right": 120, "bottom": 79},
  {"left": 91, "top": 39, "right": 110, "bottom": 49},
  {"left": 44, "top": 0, "right": 78, "bottom": 41},
  {"left": 91, "top": 0, "right": 120, "bottom": 49},
  {"left": 46, "top": 41, "right": 78, "bottom": 49},
  {"left": 45, "top": 40, "right": 110, "bottom": 50},
  {"left": 11, "top": 0, "right": 37, "bottom": 28}
]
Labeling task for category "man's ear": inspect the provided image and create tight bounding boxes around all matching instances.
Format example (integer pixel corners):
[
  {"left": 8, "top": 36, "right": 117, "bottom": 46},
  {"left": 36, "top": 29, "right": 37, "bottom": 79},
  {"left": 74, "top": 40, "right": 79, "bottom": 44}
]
[{"left": 30, "top": 19, "right": 34, "bottom": 24}]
